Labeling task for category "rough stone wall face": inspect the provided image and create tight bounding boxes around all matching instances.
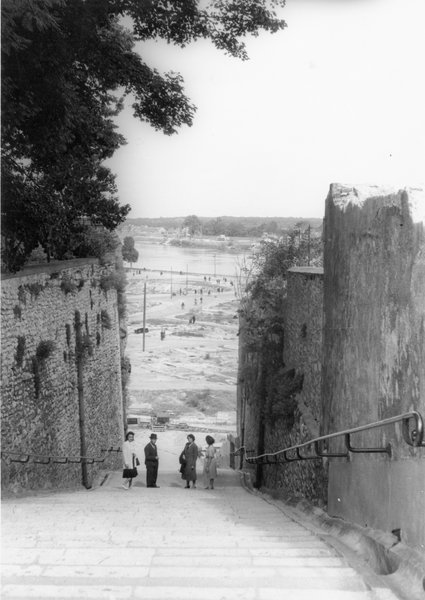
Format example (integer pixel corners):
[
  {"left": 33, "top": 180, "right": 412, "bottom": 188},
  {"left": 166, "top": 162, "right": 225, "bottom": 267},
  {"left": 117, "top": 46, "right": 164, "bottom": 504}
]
[
  {"left": 284, "top": 268, "right": 324, "bottom": 433},
  {"left": 1, "top": 259, "right": 124, "bottom": 492},
  {"left": 262, "top": 268, "right": 327, "bottom": 504},
  {"left": 323, "top": 186, "right": 425, "bottom": 438},
  {"left": 323, "top": 184, "right": 425, "bottom": 549},
  {"left": 237, "top": 269, "right": 327, "bottom": 502},
  {"left": 236, "top": 318, "right": 262, "bottom": 479},
  {"left": 263, "top": 424, "right": 328, "bottom": 505}
]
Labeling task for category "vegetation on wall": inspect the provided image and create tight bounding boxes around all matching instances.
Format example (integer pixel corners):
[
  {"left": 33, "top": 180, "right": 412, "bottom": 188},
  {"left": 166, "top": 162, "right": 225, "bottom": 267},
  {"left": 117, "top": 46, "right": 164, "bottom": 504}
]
[
  {"left": 121, "top": 355, "right": 131, "bottom": 416},
  {"left": 100, "top": 270, "right": 126, "bottom": 294},
  {"left": 35, "top": 340, "right": 56, "bottom": 362},
  {"left": 239, "top": 228, "right": 322, "bottom": 431},
  {"left": 60, "top": 275, "right": 78, "bottom": 295},
  {"left": 121, "top": 237, "right": 139, "bottom": 264},
  {"left": 15, "top": 336, "right": 26, "bottom": 367},
  {"left": 100, "top": 310, "right": 112, "bottom": 330},
  {"left": 264, "top": 367, "right": 304, "bottom": 427},
  {"left": 30, "top": 339, "right": 56, "bottom": 399}
]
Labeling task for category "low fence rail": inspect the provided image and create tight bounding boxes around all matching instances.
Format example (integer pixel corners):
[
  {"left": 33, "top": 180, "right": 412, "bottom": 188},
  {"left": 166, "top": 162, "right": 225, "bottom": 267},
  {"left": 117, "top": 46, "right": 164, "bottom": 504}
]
[
  {"left": 233, "top": 411, "right": 425, "bottom": 465},
  {"left": 1, "top": 446, "right": 122, "bottom": 465}
]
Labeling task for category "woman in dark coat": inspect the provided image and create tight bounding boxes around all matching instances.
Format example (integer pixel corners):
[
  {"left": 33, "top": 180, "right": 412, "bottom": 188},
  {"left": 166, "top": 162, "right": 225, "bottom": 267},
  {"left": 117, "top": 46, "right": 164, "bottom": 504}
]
[{"left": 180, "top": 434, "right": 199, "bottom": 489}]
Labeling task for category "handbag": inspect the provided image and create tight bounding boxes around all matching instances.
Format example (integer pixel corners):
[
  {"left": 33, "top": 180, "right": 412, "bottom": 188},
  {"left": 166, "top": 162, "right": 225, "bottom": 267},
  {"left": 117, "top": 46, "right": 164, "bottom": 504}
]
[
  {"left": 122, "top": 467, "right": 137, "bottom": 478},
  {"left": 123, "top": 456, "right": 138, "bottom": 479}
]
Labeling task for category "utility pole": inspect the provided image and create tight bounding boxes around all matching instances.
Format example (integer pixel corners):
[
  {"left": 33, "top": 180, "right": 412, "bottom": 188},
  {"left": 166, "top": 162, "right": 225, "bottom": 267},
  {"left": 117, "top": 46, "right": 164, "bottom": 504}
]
[
  {"left": 142, "top": 281, "right": 147, "bottom": 351},
  {"left": 307, "top": 225, "right": 311, "bottom": 266},
  {"left": 170, "top": 266, "right": 173, "bottom": 298},
  {"left": 186, "top": 264, "right": 188, "bottom": 294},
  {"left": 213, "top": 254, "right": 216, "bottom": 277}
]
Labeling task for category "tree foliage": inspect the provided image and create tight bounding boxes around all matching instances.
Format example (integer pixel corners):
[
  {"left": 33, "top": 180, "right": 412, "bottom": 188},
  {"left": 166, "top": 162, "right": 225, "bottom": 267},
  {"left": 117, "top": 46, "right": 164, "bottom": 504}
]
[
  {"left": 243, "top": 230, "right": 322, "bottom": 338},
  {"left": 1, "top": 0, "right": 286, "bottom": 272},
  {"left": 238, "top": 228, "right": 323, "bottom": 427},
  {"left": 122, "top": 236, "right": 139, "bottom": 264},
  {"left": 183, "top": 214, "right": 202, "bottom": 236}
]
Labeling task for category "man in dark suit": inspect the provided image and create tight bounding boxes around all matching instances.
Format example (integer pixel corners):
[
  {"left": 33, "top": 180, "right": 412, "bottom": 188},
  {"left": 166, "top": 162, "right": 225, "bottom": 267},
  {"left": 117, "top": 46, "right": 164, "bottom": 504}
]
[{"left": 144, "top": 433, "right": 159, "bottom": 488}]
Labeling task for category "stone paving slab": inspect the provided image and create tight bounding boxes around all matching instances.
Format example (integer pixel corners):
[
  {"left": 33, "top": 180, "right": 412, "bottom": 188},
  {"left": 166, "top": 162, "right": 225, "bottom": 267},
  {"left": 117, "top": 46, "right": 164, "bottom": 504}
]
[{"left": 1, "top": 468, "right": 400, "bottom": 600}]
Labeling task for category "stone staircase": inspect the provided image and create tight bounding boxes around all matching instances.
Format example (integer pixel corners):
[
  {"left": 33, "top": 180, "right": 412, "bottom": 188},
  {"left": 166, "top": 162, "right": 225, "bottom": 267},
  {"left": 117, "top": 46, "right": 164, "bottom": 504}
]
[{"left": 1, "top": 469, "right": 400, "bottom": 600}]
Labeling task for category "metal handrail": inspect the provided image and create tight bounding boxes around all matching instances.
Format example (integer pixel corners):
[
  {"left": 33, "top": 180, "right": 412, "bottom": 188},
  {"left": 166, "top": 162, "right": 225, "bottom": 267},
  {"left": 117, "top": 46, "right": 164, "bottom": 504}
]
[
  {"left": 233, "top": 411, "right": 424, "bottom": 465},
  {"left": 1, "top": 446, "right": 122, "bottom": 465}
]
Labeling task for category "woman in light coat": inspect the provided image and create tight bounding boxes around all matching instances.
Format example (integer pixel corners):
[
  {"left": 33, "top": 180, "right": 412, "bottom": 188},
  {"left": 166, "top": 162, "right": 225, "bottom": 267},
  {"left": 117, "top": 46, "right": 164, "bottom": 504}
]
[
  {"left": 203, "top": 435, "right": 217, "bottom": 489},
  {"left": 122, "top": 431, "right": 139, "bottom": 489}
]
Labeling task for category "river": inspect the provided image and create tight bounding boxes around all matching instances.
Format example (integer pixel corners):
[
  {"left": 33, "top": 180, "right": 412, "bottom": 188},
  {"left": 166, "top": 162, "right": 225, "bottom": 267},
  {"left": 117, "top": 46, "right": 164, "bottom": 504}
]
[{"left": 131, "top": 239, "right": 252, "bottom": 278}]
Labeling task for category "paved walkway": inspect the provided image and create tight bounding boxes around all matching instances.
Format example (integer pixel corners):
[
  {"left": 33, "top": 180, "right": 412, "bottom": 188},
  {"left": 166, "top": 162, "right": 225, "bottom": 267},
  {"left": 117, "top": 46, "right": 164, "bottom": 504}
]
[{"left": 1, "top": 468, "right": 399, "bottom": 600}]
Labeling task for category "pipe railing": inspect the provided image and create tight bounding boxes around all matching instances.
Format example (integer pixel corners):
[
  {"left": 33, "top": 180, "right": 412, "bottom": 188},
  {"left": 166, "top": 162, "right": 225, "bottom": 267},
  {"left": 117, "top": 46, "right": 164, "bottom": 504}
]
[
  {"left": 233, "top": 411, "right": 424, "bottom": 465},
  {"left": 1, "top": 446, "right": 122, "bottom": 465}
]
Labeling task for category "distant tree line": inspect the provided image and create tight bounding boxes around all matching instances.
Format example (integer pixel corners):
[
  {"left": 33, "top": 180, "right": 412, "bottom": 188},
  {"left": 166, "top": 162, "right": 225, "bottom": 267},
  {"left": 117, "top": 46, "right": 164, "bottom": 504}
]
[{"left": 128, "top": 215, "right": 323, "bottom": 238}]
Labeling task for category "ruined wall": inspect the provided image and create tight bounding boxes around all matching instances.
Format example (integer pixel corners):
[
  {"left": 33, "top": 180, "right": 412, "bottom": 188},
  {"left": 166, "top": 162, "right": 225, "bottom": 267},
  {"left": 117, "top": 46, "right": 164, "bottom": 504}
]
[
  {"left": 323, "top": 184, "right": 425, "bottom": 550},
  {"left": 1, "top": 259, "right": 124, "bottom": 492},
  {"left": 262, "top": 268, "right": 328, "bottom": 505}
]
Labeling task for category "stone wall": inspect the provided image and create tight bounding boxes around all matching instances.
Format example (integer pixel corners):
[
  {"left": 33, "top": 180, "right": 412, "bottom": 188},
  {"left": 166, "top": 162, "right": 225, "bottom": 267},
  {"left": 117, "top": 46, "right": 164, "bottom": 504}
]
[
  {"left": 1, "top": 259, "right": 125, "bottom": 492},
  {"left": 236, "top": 315, "right": 263, "bottom": 481},
  {"left": 262, "top": 267, "right": 328, "bottom": 505},
  {"left": 237, "top": 183, "right": 425, "bottom": 551},
  {"left": 323, "top": 184, "right": 425, "bottom": 550},
  {"left": 237, "top": 268, "right": 327, "bottom": 503}
]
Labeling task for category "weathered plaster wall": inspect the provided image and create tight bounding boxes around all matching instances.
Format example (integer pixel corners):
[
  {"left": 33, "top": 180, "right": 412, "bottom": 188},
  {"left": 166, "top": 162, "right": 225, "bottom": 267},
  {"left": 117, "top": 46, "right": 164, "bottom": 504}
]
[
  {"left": 1, "top": 259, "right": 124, "bottom": 492},
  {"left": 262, "top": 267, "right": 327, "bottom": 504},
  {"left": 323, "top": 184, "right": 425, "bottom": 550}
]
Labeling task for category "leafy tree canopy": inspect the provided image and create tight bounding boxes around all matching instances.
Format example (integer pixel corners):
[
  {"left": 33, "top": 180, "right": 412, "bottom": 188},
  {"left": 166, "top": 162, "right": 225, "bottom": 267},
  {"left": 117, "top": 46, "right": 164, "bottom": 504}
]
[
  {"left": 183, "top": 214, "right": 202, "bottom": 236},
  {"left": 1, "top": 0, "right": 286, "bottom": 272},
  {"left": 122, "top": 236, "right": 139, "bottom": 264},
  {"left": 241, "top": 228, "right": 323, "bottom": 345}
]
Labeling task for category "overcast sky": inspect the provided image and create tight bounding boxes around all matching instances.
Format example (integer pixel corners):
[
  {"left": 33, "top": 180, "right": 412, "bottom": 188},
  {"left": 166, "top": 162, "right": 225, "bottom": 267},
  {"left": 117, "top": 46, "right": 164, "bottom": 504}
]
[{"left": 107, "top": 0, "right": 425, "bottom": 219}]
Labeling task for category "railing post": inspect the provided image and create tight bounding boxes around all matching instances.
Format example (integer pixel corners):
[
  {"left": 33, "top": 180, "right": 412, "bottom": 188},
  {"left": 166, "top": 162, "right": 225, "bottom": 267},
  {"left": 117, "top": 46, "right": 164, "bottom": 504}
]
[{"left": 402, "top": 412, "right": 425, "bottom": 447}]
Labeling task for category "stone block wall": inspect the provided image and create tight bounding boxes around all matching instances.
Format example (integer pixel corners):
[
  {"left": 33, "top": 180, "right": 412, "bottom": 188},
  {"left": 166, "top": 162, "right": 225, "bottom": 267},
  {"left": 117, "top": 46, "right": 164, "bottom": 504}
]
[
  {"left": 262, "top": 267, "right": 328, "bottom": 505},
  {"left": 236, "top": 316, "right": 263, "bottom": 480},
  {"left": 284, "top": 268, "right": 324, "bottom": 433},
  {"left": 1, "top": 259, "right": 124, "bottom": 492},
  {"left": 323, "top": 184, "right": 425, "bottom": 550},
  {"left": 237, "top": 183, "right": 425, "bottom": 550}
]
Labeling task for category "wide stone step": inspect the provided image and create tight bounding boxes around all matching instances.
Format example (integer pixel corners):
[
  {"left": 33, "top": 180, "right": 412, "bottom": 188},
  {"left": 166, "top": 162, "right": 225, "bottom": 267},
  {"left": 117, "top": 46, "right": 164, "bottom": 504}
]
[
  {"left": 0, "top": 584, "right": 380, "bottom": 600},
  {"left": 1, "top": 470, "right": 400, "bottom": 600},
  {"left": 3, "top": 549, "right": 344, "bottom": 568}
]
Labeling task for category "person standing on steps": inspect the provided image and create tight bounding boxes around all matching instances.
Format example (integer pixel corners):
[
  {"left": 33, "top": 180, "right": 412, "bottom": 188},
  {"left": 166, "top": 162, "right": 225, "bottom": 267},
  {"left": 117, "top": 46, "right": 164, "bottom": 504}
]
[
  {"left": 122, "top": 431, "right": 139, "bottom": 490},
  {"left": 180, "top": 434, "right": 199, "bottom": 488},
  {"left": 203, "top": 435, "right": 217, "bottom": 489},
  {"left": 144, "top": 433, "right": 160, "bottom": 488}
]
